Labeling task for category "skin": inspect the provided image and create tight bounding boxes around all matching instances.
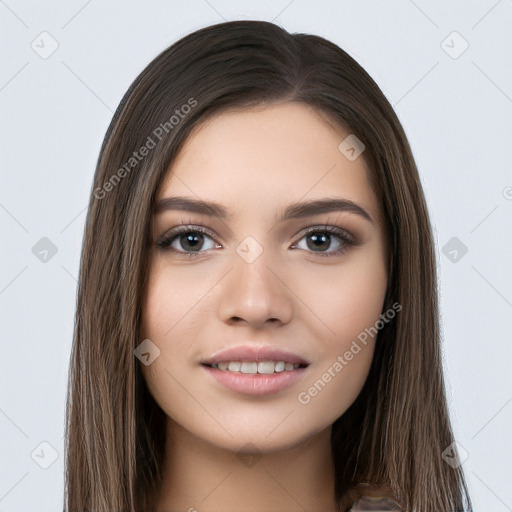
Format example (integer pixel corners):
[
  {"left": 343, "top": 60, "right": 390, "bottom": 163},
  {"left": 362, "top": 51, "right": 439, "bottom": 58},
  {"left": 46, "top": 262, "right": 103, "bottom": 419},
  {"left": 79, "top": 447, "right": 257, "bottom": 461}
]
[{"left": 141, "top": 102, "right": 389, "bottom": 512}]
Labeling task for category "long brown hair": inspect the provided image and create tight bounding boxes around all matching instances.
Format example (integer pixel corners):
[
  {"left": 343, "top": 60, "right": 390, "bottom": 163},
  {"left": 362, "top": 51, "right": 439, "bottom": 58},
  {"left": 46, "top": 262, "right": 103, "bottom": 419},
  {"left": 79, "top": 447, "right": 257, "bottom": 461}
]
[{"left": 64, "top": 19, "right": 472, "bottom": 511}]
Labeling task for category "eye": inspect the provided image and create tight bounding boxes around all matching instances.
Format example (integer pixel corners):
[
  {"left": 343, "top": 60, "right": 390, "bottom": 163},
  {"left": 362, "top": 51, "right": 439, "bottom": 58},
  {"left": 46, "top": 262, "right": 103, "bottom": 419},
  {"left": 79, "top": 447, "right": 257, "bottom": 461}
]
[
  {"left": 156, "top": 225, "right": 219, "bottom": 257},
  {"left": 291, "top": 225, "right": 357, "bottom": 257},
  {"left": 156, "top": 224, "right": 358, "bottom": 258}
]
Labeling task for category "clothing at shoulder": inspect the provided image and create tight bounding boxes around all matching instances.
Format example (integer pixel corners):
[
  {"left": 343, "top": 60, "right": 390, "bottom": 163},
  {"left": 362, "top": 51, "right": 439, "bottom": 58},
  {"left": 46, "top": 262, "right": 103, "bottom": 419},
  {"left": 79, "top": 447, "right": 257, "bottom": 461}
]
[{"left": 345, "top": 495, "right": 403, "bottom": 511}]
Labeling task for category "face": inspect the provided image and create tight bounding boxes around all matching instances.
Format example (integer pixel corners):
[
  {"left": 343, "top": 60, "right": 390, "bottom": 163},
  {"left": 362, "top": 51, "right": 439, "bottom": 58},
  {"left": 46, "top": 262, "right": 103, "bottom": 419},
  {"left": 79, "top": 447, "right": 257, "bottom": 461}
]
[{"left": 141, "top": 102, "right": 388, "bottom": 453}]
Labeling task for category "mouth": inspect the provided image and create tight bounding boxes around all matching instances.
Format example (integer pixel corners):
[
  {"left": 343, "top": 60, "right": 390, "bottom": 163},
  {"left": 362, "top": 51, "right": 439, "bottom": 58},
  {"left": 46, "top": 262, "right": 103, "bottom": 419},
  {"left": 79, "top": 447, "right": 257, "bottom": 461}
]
[
  {"left": 200, "top": 344, "right": 310, "bottom": 396},
  {"left": 201, "top": 360, "right": 309, "bottom": 374}
]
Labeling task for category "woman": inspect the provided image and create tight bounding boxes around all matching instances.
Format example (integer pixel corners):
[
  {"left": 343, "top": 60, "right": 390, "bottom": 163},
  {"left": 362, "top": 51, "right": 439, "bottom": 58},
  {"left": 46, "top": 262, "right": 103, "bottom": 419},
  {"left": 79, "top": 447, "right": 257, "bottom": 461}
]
[{"left": 64, "top": 20, "right": 473, "bottom": 511}]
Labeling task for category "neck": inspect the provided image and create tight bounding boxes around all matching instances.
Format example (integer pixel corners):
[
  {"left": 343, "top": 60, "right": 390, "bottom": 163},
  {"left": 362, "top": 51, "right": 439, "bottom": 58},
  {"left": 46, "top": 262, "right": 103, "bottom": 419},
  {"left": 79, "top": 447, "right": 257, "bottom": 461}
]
[{"left": 155, "top": 419, "right": 338, "bottom": 512}]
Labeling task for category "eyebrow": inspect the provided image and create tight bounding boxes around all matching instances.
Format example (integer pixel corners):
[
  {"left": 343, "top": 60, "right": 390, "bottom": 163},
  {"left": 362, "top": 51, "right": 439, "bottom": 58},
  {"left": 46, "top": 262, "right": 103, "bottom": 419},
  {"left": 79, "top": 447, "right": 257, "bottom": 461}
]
[{"left": 154, "top": 195, "right": 373, "bottom": 224}]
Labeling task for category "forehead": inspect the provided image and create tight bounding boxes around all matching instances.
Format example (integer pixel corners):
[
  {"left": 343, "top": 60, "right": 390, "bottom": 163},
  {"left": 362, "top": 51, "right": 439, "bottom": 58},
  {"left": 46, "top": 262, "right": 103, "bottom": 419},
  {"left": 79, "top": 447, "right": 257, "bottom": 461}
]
[{"left": 157, "top": 102, "right": 380, "bottom": 224}]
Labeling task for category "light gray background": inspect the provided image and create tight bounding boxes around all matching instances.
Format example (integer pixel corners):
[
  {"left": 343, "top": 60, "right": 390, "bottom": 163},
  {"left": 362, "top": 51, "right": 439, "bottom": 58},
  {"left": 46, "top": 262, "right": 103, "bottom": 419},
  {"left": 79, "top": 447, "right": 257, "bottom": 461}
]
[{"left": 1, "top": 1, "right": 511, "bottom": 511}]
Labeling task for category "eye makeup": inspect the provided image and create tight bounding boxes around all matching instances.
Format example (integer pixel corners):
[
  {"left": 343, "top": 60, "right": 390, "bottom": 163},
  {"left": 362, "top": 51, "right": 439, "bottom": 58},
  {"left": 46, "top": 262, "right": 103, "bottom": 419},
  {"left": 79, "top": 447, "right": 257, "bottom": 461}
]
[{"left": 155, "top": 222, "right": 360, "bottom": 259}]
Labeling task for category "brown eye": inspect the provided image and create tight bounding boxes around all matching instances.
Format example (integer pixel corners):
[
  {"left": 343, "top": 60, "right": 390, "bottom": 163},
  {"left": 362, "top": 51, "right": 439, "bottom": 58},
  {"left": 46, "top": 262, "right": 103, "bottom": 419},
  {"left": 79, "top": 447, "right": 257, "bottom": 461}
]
[
  {"left": 292, "top": 226, "right": 357, "bottom": 257},
  {"left": 156, "top": 226, "right": 219, "bottom": 256}
]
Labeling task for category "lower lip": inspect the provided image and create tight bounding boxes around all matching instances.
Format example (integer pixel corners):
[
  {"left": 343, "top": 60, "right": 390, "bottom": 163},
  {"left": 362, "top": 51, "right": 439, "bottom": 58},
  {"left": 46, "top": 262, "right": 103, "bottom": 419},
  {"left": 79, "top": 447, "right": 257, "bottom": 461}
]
[{"left": 201, "top": 365, "right": 308, "bottom": 396}]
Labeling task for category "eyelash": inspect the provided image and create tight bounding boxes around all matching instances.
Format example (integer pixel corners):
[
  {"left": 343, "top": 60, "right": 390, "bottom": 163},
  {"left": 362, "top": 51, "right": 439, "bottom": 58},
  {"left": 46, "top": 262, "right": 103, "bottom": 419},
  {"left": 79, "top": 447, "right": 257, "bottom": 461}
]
[{"left": 155, "top": 224, "right": 357, "bottom": 259}]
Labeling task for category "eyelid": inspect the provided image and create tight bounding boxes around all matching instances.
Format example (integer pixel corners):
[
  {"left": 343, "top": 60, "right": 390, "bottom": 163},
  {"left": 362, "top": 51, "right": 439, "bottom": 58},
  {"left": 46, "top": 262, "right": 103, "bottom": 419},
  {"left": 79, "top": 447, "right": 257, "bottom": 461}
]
[
  {"left": 156, "top": 222, "right": 359, "bottom": 256},
  {"left": 156, "top": 224, "right": 219, "bottom": 249},
  {"left": 157, "top": 223, "right": 356, "bottom": 242},
  {"left": 295, "top": 224, "right": 357, "bottom": 245}
]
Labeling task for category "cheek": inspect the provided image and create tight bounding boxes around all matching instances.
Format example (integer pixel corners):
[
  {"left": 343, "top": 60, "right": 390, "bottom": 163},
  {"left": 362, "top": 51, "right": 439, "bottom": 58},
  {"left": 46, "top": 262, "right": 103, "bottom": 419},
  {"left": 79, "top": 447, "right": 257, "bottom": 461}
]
[
  {"left": 295, "top": 247, "right": 388, "bottom": 349},
  {"left": 140, "top": 268, "right": 195, "bottom": 385},
  {"left": 292, "top": 248, "right": 387, "bottom": 418},
  {"left": 139, "top": 267, "right": 202, "bottom": 418},
  {"left": 140, "top": 263, "right": 218, "bottom": 394},
  {"left": 141, "top": 262, "right": 212, "bottom": 342}
]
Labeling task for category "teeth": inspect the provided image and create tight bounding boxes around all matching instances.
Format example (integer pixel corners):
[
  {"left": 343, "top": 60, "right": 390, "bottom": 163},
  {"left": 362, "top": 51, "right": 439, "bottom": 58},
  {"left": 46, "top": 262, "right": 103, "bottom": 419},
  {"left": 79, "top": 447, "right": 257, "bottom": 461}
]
[
  {"left": 240, "top": 362, "right": 258, "bottom": 374},
  {"left": 257, "top": 361, "right": 275, "bottom": 374},
  {"left": 227, "top": 361, "right": 241, "bottom": 372},
  {"left": 274, "top": 361, "right": 285, "bottom": 372},
  {"left": 210, "top": 360, "right": 303, "bottom": 373}
]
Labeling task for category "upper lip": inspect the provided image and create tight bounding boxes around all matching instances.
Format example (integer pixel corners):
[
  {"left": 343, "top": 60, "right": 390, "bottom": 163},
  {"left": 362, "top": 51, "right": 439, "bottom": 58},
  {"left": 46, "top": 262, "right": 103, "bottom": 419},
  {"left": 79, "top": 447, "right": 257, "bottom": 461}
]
[{"left": 201, "top": 344, "right": 310, "bottom": 366}]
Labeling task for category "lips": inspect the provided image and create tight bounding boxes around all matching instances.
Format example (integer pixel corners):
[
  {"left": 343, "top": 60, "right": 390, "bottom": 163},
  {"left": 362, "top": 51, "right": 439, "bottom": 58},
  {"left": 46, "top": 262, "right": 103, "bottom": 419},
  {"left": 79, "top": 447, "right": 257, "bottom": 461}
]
[
  {"left": 202, "top": 364, "right": 308, "bottom": 395},
  {"left": 200, "top": 344, "right": 311, "bottom": 395},
  {"left": 200, "top": 344, "right": 310, "bottom": 367}
]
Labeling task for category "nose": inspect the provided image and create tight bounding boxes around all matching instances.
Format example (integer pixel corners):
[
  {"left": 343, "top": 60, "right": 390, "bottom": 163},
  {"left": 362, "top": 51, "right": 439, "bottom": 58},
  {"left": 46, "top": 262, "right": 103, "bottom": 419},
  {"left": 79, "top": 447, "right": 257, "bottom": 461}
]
[{"left": 217, "top": 247, "right": 294, "bottom": 329}]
